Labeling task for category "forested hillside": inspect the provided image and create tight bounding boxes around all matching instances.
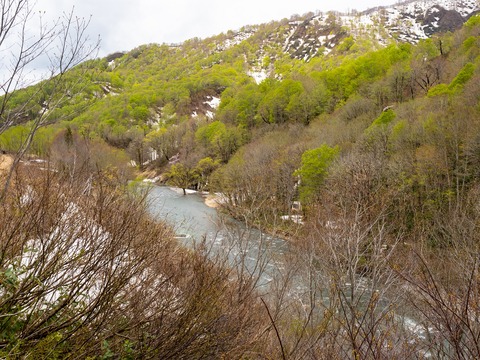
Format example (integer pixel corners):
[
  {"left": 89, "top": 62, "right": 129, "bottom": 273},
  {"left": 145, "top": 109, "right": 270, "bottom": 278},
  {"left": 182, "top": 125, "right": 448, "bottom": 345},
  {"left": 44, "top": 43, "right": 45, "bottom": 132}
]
[
  {"left": 2, "top": 2, "right": 479, "bottom": 229},
  {"left": 1, "top": 0, "right": 480, "bottom": 357}
]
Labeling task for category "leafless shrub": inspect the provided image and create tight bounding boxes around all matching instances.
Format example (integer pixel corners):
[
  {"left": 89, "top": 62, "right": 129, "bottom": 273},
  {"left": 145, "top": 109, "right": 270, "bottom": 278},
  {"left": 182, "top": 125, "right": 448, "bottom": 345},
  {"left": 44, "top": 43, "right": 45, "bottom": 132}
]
[{"left": 0, "top": 166, "right": 266, "bottom": 358}]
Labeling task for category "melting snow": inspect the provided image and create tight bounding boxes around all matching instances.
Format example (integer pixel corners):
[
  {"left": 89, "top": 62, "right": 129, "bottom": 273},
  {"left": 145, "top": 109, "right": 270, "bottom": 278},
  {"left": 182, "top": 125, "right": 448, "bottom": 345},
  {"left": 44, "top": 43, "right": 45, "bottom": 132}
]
[
  {"left": 280, "top": 215, "right": 304, "bottom": 225},
  {"left": 206, "top": 110, "right": 214, "bottom": 119},
  {"left": 336, "top": 0, "right": 479, "bottom": 44},
  {"left": 248, "top": 70, "right": 268, "bottom": 84},
  {"left": 318, "top": 35, "right": 330, "bottom": 43},
  {"left": 217, "top": 30, "right": 256, "bottom": 51},
  {"left": 205, "top": 96, "right": 220, "bottom": 109}
]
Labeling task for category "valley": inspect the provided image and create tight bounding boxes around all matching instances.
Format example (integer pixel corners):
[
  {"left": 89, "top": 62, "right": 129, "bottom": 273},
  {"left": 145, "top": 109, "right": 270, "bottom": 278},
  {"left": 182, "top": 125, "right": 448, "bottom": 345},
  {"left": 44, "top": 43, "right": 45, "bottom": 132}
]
[{"left": 1, "top": 0, "right": 480, "bottom": 357}]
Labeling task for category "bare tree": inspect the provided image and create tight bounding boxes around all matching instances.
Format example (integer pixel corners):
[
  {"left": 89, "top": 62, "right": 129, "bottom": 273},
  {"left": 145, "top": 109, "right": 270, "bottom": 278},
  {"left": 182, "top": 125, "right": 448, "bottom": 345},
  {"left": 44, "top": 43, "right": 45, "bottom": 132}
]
[
  {"left": 276, "top": 150, "right": 422, "bottom": 359},
  {"left": 398, "top": 188, "right": 480, "bottom": 359},
  {"left": 0, "top": 0, "right": 99, "bottom": 200},
  {"left": 0, "top": 163, "right": 268, "bottom": 358}
]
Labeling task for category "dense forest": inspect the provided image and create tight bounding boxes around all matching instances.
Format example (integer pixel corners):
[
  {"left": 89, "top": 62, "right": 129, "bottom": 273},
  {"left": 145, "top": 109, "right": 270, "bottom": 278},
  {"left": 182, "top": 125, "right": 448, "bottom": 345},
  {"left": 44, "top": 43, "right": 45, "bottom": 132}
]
[{"left": 1, "top": 0, "right": 480, "bottom": 358}]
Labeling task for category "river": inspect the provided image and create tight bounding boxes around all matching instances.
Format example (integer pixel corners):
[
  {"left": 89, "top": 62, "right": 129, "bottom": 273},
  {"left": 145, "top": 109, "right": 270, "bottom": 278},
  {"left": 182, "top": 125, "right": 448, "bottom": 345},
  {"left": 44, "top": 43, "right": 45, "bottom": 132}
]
[
  {"left": 146, "top": 185, "right": 289, "bottom": 288},
  {"left": 146, "top": 185, "right": 430, "bottom": 351}
]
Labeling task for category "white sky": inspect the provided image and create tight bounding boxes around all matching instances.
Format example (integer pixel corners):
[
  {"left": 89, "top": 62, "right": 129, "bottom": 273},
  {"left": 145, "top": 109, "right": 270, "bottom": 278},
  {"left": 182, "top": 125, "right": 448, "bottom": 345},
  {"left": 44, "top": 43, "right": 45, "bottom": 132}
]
[{"left": 41, "top": 0, "right": 389, "bottom": 56}]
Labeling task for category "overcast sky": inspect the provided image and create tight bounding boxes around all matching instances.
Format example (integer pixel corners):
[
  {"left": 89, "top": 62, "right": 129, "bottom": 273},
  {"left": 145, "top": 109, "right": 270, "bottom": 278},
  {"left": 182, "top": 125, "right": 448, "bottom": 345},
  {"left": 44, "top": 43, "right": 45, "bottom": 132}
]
[{"left": 41, "top": 0, "right": 388, "bottom": 56}]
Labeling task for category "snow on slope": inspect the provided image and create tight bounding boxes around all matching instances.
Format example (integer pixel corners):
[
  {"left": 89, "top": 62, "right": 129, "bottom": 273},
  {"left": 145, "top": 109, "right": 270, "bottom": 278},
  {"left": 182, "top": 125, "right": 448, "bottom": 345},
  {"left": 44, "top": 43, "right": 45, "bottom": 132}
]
[
  {"left": 281, "top": 0, "right": 479, "bottom": 60},
  {"left": 341, "top": 0, "right": 479, "bottom": 44}
]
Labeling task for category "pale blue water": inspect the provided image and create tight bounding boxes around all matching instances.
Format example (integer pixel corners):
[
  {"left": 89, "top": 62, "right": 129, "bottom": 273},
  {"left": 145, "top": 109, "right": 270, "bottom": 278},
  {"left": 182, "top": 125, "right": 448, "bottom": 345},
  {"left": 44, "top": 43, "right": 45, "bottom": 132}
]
[
  {"left": 147, "top": 186, "right": 219, "bottom": 242},
  {"left": 146, "top": 185, "right": 288, "bottom": 287},
  {"left": 146, "top": 185, "right": 428, "bottom": 345}
]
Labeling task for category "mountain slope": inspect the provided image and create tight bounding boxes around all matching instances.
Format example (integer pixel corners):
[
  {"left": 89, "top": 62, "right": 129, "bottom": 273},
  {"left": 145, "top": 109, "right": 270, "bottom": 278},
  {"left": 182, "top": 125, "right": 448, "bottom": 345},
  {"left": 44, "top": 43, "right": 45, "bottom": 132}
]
[
  {"left": 273, "top": 0, "right": 480, "bottom": 61},
  {"left": 0, "top": 0, "right": 479, "bottom": 162}
]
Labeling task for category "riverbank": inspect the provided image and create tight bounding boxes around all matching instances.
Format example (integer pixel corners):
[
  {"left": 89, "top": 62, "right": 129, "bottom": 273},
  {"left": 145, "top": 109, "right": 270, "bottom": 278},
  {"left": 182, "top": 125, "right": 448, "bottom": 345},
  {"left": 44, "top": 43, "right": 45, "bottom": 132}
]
[
  {"left": 141, "top": 178, "right": 301, "bottom": 242},
  {"left": 204, "top": 194, "right": 220, "bottom": 208},
  {"left": 140, "top": 173, "right": 225, "bottom": 210}
]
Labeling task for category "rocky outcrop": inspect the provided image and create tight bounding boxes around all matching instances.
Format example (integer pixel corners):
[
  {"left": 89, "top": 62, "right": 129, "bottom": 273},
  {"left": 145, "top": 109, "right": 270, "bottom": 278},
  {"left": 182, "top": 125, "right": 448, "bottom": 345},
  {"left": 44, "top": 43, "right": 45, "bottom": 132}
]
[{"left": 423, "top": 6, "right": 466, "bottom": 36}]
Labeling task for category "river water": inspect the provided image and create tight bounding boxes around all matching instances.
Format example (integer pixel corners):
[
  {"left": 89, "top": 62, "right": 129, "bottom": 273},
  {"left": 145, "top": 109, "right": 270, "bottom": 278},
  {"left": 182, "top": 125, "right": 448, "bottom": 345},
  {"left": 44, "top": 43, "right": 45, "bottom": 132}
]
[
  {"left": 146, "top": 185, "right": 288, "bottom": 288},
  {"left": 146, "top": 185, "right": 429, "bottom": 350},
  {"left": 146, "top": 186, "right": 219, "bottom": 241}
]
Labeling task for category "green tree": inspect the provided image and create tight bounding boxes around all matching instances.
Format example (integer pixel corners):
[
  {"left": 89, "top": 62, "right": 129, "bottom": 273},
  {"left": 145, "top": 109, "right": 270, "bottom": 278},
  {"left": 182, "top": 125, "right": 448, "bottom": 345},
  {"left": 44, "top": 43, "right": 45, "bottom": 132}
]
[
  {"left": 195, "top": 121, "right": 226, "bottom": 149},
  {"left": 145, "top": 126, "right": 182, "bottom": 163},
  {"left": 257, "top": 79, "right": 303, "bottom": 124},
  {"left": 218, "top": 84, "right": 262, "bottom": 128},
  {"left": 286, "top": 79, "right": 328, "bottom": 124},
  {"left": 165, "top": 163, "right": 199, "bottom": 195},
  {"left": 295, "top": 144, "right": 340, "bottom": 204},
  {"left": 196, "top": 157, "right": 220, "bottom": 191}
]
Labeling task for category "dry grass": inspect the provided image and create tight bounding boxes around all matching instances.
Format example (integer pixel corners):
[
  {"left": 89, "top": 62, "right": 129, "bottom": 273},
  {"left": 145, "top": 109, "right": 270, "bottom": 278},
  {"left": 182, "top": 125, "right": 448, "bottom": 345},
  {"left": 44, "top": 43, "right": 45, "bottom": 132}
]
[{"left": 0, "top": 155, "right": 13, "bottom": 175}]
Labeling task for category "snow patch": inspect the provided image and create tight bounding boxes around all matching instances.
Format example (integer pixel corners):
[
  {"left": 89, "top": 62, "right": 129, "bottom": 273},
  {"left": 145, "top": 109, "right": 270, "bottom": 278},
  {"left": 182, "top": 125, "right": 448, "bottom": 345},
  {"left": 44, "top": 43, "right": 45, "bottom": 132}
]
[
  {"left": 217, "top": 30, "right": 256, "bottom": 51},
  {"left": 337, "top": 0, "right": 479, "bottom": 45},
  {"left": 205, "top": 96, "right": 220, "bottom": 109},
  {"left": 248, "top": 69, "right": 268, "bottom": 84},
  {"left": 143, "top": 176, "right": 161, "bottom": 183},
  {"left": 281, "top": 215, "right": 304, "bottom": 225},
  {"left": 206, "top": 110, "right": 215, "bottom": 119},
  {"left": 169, "top": 187, "right": 198, "bottom": 195}
]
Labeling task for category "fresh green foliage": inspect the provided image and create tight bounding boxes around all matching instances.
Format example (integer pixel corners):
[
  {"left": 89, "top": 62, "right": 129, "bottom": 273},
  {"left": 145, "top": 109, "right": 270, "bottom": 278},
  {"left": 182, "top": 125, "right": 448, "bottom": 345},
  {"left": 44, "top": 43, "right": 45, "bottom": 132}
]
[
  {"left": 427, "top": 83, "right": 451, "bottom": 97},
  {"left": 428, "top": 62, "right": 476, "bottom": 96},
  {"left": 295, "top": 144, "right": 340, "bottom": 204},
  {"left": 448, "top": 62, "right": 476, "bottom": 91},
  {"left": 465, "top": 14, "right": 480, "bottom": 28},
  {"left": 165, "top": 163, "right": 199, "bottom": 194},
  {"left": 369, "top": 109, "right": 396, "bottom": 128},
  {"left": 196, "top": 121, "right": 227, "bottom": 147}
]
